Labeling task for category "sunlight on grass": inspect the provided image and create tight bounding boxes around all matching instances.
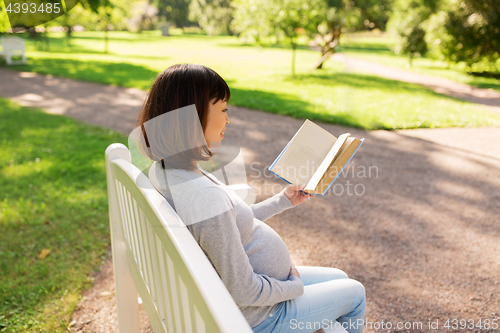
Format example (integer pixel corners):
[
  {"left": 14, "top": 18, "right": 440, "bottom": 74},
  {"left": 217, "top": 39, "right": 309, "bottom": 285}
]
[
  {"left": 1, "top": 30, "right": 500, "bottom": 129},
  {"left": 0, "top": 97, "right": 127, "bottom": 332}
]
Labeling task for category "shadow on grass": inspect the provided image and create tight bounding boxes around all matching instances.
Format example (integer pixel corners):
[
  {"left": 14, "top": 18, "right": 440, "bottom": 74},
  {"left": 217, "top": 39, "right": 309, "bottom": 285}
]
[
  {"left": 0, "top": 98, "right": 127, "bottom": 331},
  {"left": 468, "top": 79, "right": 500, "bottom": 91},
  {"left": 2, "top": 58, "right": 159, "bottom": 90},
  {"left": 228, "top": 85, "right": 365, "bottom": 129},
  {"left": 216, "top": 40, "right": 316, "bottom": 52},
  {"left": 338, "top": 43, "right": 394, "bottom": 55}
]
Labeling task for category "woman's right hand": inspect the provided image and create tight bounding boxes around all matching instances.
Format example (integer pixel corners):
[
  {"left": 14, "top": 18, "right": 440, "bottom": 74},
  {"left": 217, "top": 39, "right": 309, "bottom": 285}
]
[{"left": 289, "top": 263, "right": 300, "bottom": 279}]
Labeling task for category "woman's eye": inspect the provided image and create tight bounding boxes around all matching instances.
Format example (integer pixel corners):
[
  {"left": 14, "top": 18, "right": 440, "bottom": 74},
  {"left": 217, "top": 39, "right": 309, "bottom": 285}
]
[{"left": 222, "top": 109, "right": 227, "bottom": 112}]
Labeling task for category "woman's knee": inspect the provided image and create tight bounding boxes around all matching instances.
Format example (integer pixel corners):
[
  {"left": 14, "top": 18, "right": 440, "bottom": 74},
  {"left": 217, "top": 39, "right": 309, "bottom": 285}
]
[
  {"left": 323, "top": 266, "right": 349, "bottom": 280},
  {"left": 336, "top": 268, "right": 349, "bottom": 279},
  {"left": 349, "top": 279, "right": 366, "bottom": 307}
]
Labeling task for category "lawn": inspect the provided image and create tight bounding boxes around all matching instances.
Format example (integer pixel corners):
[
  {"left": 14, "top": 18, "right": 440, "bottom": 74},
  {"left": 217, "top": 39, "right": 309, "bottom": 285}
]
[
  {"left": 339, "top": 32, "right": 500, "bottom": 92},
  {"left": 1, "top": 30, "right": 500, "bottom": 130},
  {"left": 0, "top": 97, "right": 127, "bottom": 332}
]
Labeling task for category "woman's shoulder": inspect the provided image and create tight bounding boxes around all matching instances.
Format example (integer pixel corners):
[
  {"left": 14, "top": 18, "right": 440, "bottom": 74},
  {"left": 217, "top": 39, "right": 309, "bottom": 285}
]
[
  {"left": 150, "top": 161, "right": 218, "bottom": 189},
  {"left": 149, "top": 162, "right": 234, "bottom": 224}
]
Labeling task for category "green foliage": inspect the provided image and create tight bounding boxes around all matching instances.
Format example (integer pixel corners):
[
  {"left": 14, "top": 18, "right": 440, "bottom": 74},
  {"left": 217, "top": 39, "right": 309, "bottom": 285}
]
[
  {"left": 0, "top": 0, "right": 10, "bottom": 33},
  {"left": 49, "top": 0, "right": 150, "bottom": 32},
  {"left": 127, "top": 0, "right": 159, "bottom": 32},
  {"left": 352, "top": 0, "right": 393, "bottom": 30},
  {"left": 387, "top": 0, "right": 438, "bottom": 64},
  {"left": 232, "top": 0, "right": 324, "bottom": 42},
  {"left": 189, "top": 0, "right": 234, "bottom": 35},
  {"left": 79, "top": 0, "right": 107, "bottom": 13},
  {"left": 155, "top": 0, "right": 192, "bottom": 28},
  {"left": 232, "top": 0, "right": 392, "bottom": 69},
  {"left": 0, "top": 97, "right": 127, "bottom": 332},
  {"left": 232, "top": 0, "right": 325, "bottom": 73},
  {"left": 435, "top": 0, "right": 500, "bottom": 67},
  {"left": 231, "top": 0, "right": 275, "bottom": 42}
]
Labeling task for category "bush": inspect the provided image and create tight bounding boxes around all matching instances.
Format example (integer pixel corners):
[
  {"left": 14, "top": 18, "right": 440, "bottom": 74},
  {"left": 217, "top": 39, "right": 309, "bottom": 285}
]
[
  {"left": 435, "top": 0, "right": 500, "bottom": 67},
  {"left": 387, "top": 0, "right": 439, "bottom": 65}
]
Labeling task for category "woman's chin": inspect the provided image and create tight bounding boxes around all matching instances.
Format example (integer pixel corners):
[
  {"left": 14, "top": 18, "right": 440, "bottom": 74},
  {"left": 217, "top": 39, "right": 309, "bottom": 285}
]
[{"left": 208, "top": 140, "right": 222, "bottom": 149}]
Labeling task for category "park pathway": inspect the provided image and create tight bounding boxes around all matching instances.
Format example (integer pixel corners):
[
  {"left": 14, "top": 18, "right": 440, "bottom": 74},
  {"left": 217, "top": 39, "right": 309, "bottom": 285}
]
[
  {"left": 1, "top": 66, "right": 499, "bottom": 333},
  {"left": 329, "top": 53, "right": 500, "bottom": 160},
  {"left": 332, "top": 53, "right": 500, "bottom": 113}
]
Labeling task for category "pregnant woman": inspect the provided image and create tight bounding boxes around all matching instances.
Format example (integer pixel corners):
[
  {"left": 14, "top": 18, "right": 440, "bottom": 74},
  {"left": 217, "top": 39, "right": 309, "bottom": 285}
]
[{"left": 135, "top": 63, "right": 366, "bottom": 333}]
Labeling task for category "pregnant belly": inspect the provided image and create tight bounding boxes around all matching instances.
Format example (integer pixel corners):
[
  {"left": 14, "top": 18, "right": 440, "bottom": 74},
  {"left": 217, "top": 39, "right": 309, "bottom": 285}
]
[{"left": 245, "top": 220, "right": 292, "bottom": 281}]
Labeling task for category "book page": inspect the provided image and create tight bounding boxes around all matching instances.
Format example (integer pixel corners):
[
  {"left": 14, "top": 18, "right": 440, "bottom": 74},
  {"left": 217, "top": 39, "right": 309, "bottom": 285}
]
[
  {"left": 305, "top": 133, "right": 350, "bottom": 191},
  {"left": 315, "top": 137, "right": 363, "bottom": 194},
  {"left": 270, "top": 119, "right": 336, "bottom": 185}
]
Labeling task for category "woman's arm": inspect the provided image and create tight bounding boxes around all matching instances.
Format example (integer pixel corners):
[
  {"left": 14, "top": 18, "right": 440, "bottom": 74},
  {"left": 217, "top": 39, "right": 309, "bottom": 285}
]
[
  {"left": 249, "top": 188, "right": 294, "bottom": 222},
  {"left": 249, "top": 184, "right": 313, "bottom": 221},
  {"left": 188, "top": 187, "right": 304, "bottom": 307}
]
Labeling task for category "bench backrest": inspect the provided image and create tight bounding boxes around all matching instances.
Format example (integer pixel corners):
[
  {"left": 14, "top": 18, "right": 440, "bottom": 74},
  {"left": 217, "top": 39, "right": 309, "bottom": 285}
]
[{"left": 105, "top": 143, "right": 253, "bottom": 333}]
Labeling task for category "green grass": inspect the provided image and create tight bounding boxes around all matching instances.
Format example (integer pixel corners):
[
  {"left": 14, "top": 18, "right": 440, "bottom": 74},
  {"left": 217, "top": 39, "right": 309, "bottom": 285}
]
[
  {"left": 0, "top": 97, "right": 127, "bottom": 332},
  {"left": 1, "top": 30, "right": 500, "bottom": 129},
  {"left": 339, "top": 32, "right": 500, "bottom": 92}
]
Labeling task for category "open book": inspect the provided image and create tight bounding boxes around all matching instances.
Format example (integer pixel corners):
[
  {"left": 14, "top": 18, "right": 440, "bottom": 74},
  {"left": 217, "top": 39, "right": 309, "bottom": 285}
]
[{"left": 269, "top": 119, "right": 364, "bottom": 195}]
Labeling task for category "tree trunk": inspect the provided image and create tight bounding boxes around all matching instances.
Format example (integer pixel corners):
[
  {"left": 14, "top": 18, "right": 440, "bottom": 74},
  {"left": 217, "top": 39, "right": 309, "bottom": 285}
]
[
  {"left": 314, "top": 22, "right": 341, "bottom": 70},
  {"left": 65, "top": 15, "right": 72, "bottom": 38},
  {"left": 28, "top": 27, "right": 38, "bottom": 39},
  {"left": 104, "top": 13, "right": 110, "bottom": 53},
  {"left": 291, "top": 39, "right": 296, "bottom": 76},
  {"left": 314, "top": 50, "right": 335, "bottom": 69},
  {"left": 104, "top": 29, "right": 109, "bottom": 53}
]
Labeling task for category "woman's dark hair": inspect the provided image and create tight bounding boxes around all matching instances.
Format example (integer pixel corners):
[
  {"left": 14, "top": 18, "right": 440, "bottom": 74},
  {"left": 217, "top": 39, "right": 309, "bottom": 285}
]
[{"left": 135, "top": 64, "right": 230, "bottom": 170}]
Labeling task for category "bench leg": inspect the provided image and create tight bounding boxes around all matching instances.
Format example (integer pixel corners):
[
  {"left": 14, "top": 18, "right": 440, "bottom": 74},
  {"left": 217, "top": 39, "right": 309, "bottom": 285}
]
[{"left": 112, "top": 239, "right": 141, "bottom": 333}]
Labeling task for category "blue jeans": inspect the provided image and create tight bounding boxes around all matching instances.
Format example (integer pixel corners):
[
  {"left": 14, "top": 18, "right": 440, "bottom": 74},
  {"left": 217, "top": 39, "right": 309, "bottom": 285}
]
[{"left": 251, "top": 266, "right": 365, "bottom": 333}]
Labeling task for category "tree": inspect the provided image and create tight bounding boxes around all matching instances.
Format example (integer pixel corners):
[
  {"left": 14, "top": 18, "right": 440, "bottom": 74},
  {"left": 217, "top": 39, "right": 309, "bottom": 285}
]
[
  {"left": 355, "top": 0, "right": 393, "bottom": 31},
  {"left": 189, "top": 0, "right": 235, "bottom": 35},
  {"left": 155, "top": 0, "right": 192, "bottom": 28},
  {"left": 436, "top": 0, "right": 500, "bottom": 68},
  {"left": 387, "top": 0, "right": 439, "bottom": 66},
  {"left": 127, "top": 0, "right": 159, "bottom": 33},
  {"left": 313, "top": 0, "right": 393, "bottom": 69},
  {"left": 232, "top": 0, "right": 325, "bottom": 75}
]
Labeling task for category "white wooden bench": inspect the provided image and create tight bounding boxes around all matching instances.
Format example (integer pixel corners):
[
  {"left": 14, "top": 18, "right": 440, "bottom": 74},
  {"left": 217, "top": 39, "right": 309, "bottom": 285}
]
[
  {"left": 0, "top": 36, "right": 27, "bottom": 65},
  {"left": 105, "top": 143, "right": 348, "bottom": 333},
  {"left": 105, "top": 143, "right": 255, "bottom": 333}
]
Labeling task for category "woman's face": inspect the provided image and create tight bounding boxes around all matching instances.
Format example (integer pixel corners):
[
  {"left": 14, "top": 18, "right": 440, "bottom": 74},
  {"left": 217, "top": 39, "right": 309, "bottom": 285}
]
[{"left": 205, "top": 98, "right": 229, "bottom": 149}]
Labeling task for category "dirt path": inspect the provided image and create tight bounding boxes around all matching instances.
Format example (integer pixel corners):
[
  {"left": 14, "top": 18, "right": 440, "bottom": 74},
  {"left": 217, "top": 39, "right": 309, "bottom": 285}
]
[
  {"left": 1, "top": 68, "right": 499, "bottom": 333},
  {"left": 332, "top": 53, "right": 500, "bottom": 113}
]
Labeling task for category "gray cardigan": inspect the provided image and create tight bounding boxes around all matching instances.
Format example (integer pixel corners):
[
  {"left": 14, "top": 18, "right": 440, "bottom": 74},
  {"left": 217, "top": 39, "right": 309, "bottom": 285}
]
[{"left": 149, "top": 162, "right": 304, "bottom": 328}]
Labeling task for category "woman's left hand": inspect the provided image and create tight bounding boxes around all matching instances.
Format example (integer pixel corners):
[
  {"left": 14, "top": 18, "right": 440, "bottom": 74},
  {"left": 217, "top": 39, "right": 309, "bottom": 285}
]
[{"left": 284, "top": 184, "right": 314, "bottom": 207}]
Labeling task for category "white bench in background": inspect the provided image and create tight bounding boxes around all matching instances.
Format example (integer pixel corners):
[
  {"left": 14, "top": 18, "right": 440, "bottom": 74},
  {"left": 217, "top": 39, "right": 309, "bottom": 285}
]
[
  {"left": 0, "top": 36, "right": 27, "bottom": 65},
  {"left": 105, "top": 143, "right": 347, "bottom": 333}
]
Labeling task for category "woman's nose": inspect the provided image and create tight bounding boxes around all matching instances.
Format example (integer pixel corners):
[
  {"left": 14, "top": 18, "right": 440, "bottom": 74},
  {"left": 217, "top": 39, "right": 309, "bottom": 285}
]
[{"left": 225, "top": 113, "right": 230, "bottom": 124}]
